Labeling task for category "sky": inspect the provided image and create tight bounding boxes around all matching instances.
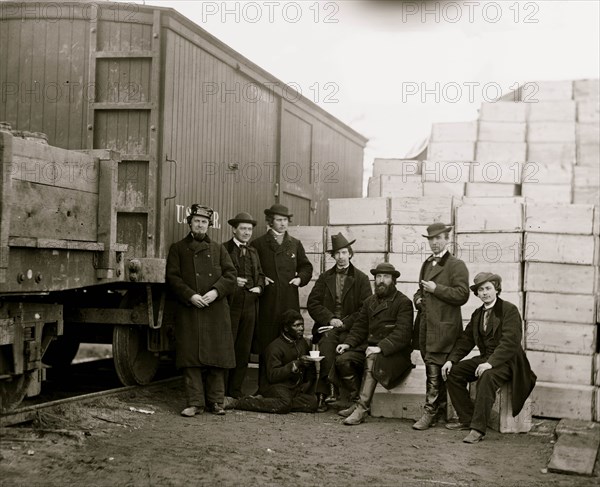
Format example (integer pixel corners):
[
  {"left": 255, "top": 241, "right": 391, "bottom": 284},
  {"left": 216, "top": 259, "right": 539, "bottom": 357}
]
[{"left": 132, "top": 0, "right": 599, "bottom": 186}]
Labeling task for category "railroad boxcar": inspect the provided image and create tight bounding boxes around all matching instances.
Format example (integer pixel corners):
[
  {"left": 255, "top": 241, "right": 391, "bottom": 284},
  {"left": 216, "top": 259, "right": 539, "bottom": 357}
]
[{"left": 0, "top": 1, "right": 367, "bottom": 410}]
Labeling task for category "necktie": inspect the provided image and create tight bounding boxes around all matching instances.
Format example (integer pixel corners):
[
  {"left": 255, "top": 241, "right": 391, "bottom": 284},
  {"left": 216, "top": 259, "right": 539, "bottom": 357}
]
[
  {"left": 239, "top": 244, "right": 247, "bottom": 256},
  {"left": 483, "top": 308, "right": 492, "bottom": 332}
]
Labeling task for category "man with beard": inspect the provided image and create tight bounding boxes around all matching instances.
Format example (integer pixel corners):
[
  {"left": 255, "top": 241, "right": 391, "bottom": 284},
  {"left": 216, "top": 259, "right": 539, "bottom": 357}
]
[
  {"left": 412, "top": 222, "right": 469, "bottom": 431},
  {"left": 166, "top": 204, "right": 237, "bottom": 416},
  {"left": 226, "top": 310, "right": 318, "bottom": 414},
  {"left": 307, "top": 233, "right": 372, "bottom": 412},
  {"left": 251, "top": 204, "right": 313, "bottom": 388},
  {"left": 335, "top": 263, "right": 414, "bottom": 426}
]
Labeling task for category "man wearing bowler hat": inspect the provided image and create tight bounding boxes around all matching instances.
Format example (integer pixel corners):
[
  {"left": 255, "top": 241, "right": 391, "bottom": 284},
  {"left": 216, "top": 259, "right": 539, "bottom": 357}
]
[
  {"left": 223, "top": 212, "right": 266, "bottom": 398},
  {"left": 166, "top": 204, "right": 237, "bottom": 417},
  {"left": 335, "top": 262, "right": 414, "bottom": 425},
  {"left": 251, "top": 204, "right": 313, "bottom": 388},
  {"left": 412, "top": 222, "right": 469, "bottom": 431},
  {"left": 307, "top": 233, "right": 372, "bottom": 411},
  {"left": 442, "top": 272, "right": 536, "bottom": 443}
]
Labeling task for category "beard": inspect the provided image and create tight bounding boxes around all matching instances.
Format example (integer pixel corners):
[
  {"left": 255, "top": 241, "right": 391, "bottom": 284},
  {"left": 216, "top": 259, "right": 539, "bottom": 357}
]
[
  {"left": 191, "top": 231, "right": 206, "bottom": 242},
  {"left": 375, "top": 282, "right": 394, "bottom": 298}
]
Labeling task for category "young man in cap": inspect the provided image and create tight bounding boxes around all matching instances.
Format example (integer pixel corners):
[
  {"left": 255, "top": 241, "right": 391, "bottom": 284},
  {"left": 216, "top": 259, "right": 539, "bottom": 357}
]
[
  {"left": 412, "top": 222, "right": 469, "bottom": 430},
  {"left": 442, "top": 272, "right": 536, "bottom": 443},
  {"left": 335, "top": 263, "right": 414, "bottom": 425},
  {"left": 251, "top": 204, "right": 313, "bottom": 388},
  {"left": 166, "top": 204, "right": 237, "bottom": 417},
  {"left": 223, "top": 212, "right": 266, "bottom": 398},
  {"left": 226, "top": 310, "right": 318, "bottom": 414},
  {"left": 307, "top": 233, "right": 372, "bottom": 411}
]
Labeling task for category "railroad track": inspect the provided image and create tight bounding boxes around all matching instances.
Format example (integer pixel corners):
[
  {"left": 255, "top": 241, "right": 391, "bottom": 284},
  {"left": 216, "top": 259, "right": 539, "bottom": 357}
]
[{"left": 0, "top": 376, "right": 182, "bottom": 427}]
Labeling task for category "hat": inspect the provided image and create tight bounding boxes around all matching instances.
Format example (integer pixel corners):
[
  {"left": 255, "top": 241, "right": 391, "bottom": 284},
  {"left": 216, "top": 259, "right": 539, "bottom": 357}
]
[
  {"left": 228, "top": 212, "right": 257, "bottom": 227},
  {"left": 470, "top": 272, "right": 502, "bottom": 293},
  {"left": 370, "top": 262, "right": 400, "bottom": 279},
  {"left": 330, "top": 233, "right": 356, "bottom": 255},
  {"left": 187, "top": 204, "right": 214, "bottom": 225},
  {"left": 422, "top": 222, "right": 453, "bottom": 239},
  {"left": 264, "top": 204, "right": 293, "bottom": 218}
]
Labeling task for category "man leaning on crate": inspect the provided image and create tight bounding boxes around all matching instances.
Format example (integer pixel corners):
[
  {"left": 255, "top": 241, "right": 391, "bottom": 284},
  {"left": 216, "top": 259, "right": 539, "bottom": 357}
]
[{"left": 166, "top": 204, "right": 237, "bottom": 417}]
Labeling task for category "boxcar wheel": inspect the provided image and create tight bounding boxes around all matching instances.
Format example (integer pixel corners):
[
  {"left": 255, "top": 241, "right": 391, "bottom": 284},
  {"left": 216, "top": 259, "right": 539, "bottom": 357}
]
[
  {"left": 112, "top": 325, "right": 159, "bottom": 386},
  {"left": 0, "top": 374, "right": 32, "bottom": 413}
]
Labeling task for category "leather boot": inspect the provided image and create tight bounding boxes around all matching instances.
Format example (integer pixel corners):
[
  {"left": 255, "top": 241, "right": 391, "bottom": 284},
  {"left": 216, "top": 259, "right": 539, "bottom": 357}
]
[
  {"left": 343, "top": 404, "right": 368, "bottom": 425},
  {"left": 316, "top": 393, "right": 328, "bottom": 413},
  {"left": 340, "top": 374, "right": 361, "bottom": 402},
  {"left": 338, "top": 403, "right": 357, "bottom": 418},
  {"left": 412, "top": 412, "right": 436, "bottom": 430},
  {"left": 324, "top": 383, "right": 337, "bottom": 404}
]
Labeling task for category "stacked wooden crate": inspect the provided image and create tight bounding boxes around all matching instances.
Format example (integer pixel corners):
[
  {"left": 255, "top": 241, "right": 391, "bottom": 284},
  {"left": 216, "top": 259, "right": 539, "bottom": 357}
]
[
  {"left": 523, "top": 203, "right": 598, "bottom": 420},
  {"left": 574, "top": 80, "right": 600, "bottom": 205},
  {"left": 367, "top": 159, "right": 422, "bottom": 198}
]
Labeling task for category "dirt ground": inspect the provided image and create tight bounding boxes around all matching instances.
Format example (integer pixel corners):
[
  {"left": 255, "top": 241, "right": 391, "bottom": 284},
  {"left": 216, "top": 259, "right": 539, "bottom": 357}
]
[{"left": 1, "top": 378, "right": 599, "bottom": 487}]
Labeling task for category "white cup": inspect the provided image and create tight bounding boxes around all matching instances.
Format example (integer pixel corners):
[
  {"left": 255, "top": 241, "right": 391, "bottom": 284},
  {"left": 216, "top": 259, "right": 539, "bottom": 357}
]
[{"left": 309, "top": 350, "right": 320, "bottom": 358}]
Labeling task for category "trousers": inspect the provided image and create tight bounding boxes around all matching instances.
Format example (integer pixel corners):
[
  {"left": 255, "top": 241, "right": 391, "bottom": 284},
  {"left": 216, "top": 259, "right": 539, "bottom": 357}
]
[
  {"left": 236, "top": 383, "right": 317, "bottom": 414},
  {"left": 183, "top": 366, "right": 225, "bottom": 407}
]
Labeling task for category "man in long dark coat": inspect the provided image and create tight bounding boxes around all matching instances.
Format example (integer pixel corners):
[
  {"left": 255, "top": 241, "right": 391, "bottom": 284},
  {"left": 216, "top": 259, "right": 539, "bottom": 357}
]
[
  {"left": 166, "top": 204, "right": 237, "bottom": 417},
  {"left": 412, "top": 222, "right": 469, "bottom": 430},
  {"left": 307, "top": 233, "right": 372, "bottom": 411},
  {"left": 442, "top": 272, "right": 537, "bottom": 443},
  {"left": 336, "top": 263, "right": 414, "bottom": 426},
  {"left": 223, "top": 212, "right": 265, "bottom": 398},
  {"left": 251, "top": 204, "right": 313, "bottom": 387}
]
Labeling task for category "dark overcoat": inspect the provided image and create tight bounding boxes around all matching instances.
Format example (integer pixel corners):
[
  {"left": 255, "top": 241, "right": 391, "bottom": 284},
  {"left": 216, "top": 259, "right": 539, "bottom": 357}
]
[
  {"left": 307, "top": 263, "right": 373, "bottom": 343},
  {"left": 166, "top": 233, "right": 237, "bottom": 369},
  {"left": 344, "top": 290, "right": 414, "bottom": 389},
  {"left": 447, "top": 297, "right": 537, "bottom": 416},
  {"left": 413, "top": 252, "right": 469, "bottom": 353},
  {"left": 251, "top": 231, "right": 313, "bottom": 353},
  {"left": 223, "top": 238, "right": 266, "bottom": 297}
]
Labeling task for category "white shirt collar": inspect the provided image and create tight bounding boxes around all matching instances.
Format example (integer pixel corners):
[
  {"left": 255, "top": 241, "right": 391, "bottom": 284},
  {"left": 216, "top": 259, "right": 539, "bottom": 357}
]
[
  {"left": 270, "top": 228, "right": 285, "bottom": 237},
  {"left": 483, "top": 299, "right": 497, "bottom": 310},
  {"left": 433, "top": 248, "right": 448, "bottom": 259},
  {"left": 233, "top": 237, "right": 247, "bottom": 247}
]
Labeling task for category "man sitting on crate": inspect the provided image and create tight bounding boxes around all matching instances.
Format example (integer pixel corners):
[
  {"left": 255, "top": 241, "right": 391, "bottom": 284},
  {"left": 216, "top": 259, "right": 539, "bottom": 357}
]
[
  {"left": 225, "top": 310, "right": 318, "bottom": 414},
  {"left": 335, "top": 263, "right": 414, "bottom": 426},
  {"left": 441, "top": 272, "right": 537, "bottom": 443},
  {"left": 307, "top": 233, "right": 372, "bottom": 412}
]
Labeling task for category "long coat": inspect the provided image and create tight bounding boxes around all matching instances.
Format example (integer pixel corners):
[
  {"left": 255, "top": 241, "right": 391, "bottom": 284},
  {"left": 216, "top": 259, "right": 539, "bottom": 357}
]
[
  {"left": 447, "top": 297, "right": 537, "bottom": 416},
  {"left": 344, "top": 290, "right": 415, "bottom": 389},
  {"left": 166, "top": 234, "right": 237, "bottom": 369},
  {"left": 251, "top": 231, "right": 313, "bottom": 353},
  {"left": 413, "top": 252, "right": 469, "bottom": 354},
  {"left": 307, "top": 263, "right": 372, "bottom": 343},
  {"left": 222, "top": 239, "right": 266, "bottom": 298}
]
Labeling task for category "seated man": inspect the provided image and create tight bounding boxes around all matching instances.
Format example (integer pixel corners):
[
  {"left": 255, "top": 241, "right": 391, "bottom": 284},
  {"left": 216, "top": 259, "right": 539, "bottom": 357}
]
[
  {"left": 227, "top": 310, "right": 318, "bottom": 414},
  {"left": 335, "top": 263, "right": 414, "bottom": 426},
  {"left": 442, "top": 272, "right": 537, "bottom": 443}
]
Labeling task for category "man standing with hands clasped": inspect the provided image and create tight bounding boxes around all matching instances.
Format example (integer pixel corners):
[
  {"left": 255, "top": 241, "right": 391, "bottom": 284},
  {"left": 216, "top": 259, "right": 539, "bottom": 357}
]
[{"left": 412, "top": 222, "right": 469, "bottom": 431}]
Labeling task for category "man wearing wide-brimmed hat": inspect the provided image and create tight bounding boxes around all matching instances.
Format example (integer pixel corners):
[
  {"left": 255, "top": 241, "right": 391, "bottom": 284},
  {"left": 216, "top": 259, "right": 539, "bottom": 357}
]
[
  {"left": 223, "top": 212, "right": 266, "bottom": 398},
  {"left": 306, "top": 232, "right": 372, "bottom": 411},
  {"left": 335, "top": 262, "right": 414, "bottom": 425},
  {"left": 250, "top": 204, "right": 313, "bottom": 389},
  {"left": 441, "top": 272, "right": 536, "bottom": 443},
  {"left": 412, "top": 222, "right": 469, "bottom": 431},
  {"left": 166, "top": 204, "right": 237, "bottom": 417}
]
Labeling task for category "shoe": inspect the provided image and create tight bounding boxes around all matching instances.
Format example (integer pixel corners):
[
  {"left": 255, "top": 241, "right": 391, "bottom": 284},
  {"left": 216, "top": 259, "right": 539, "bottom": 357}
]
[
  {"left": 223, "top": 396, "right": 239, "bottom": 410},
  {"left": 324, "top": 383, "right": 337, "bottom": 404},
  {"left": 463, "top": 429, "right": 485, "bottom": 444},
  {"left": 343, "top": 404, "right": 368, "bottom": 425},
  {"left": 207, "top": 403, "right": 226, "bottom": 415},
  {"left": 338, "top": 403, "right": 357, "bottom": 418},
  {"left": 180, "top": 406, "right": 203, "bottom": 417},
  {"left": 412, "top": 412, "right": 436, "bottom": 430},
  {"left": 316, "top": 394, "right": 328, "bottom": 413},
  {"left": 445, "top": 422, "right": 471, "bottom": 431}
]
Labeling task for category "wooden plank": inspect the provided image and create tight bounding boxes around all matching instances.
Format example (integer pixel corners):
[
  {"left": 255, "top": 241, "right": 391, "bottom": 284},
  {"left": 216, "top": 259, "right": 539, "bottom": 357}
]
[
  {"left": 594, "top": 206, "right": 599, "bottom": 236},
  {"left": 390, "top": 225, "right": 428, "bottom": 254},
  {"left": 528, "top": 122, "right": 576, "bottom": 143},
  {"left": 521, "top": 161, "right": 572, "bottom": 185},
  {"left": 479, "top": 102, "right": 527, "bottom": 122},
  {"left": 475, "top": 142, "right": 526, "bottom": 163},
  {"left": 573, "top": 187, "right": 600, "bottom": 205},
  {"left": 595, "top": 354, "right": 600, "bottom": 386},
  {"left": 298, "top": 280, "right": 316, "bottom": 308},
  {"left": 525, "top": 292, "right": 596, "bottom": 324},
  {"left": 525, "top": 203, "right": 593, "bottom": 234},
  {"left": 527, "top": 351, "right": 593, "bottom": 385},
  {"left": 521, "top": 184, "right": 571, "bottom": 203},
  {"left": 427, "top": 141, "right": 474, "bottom": 161},
  {"left": 387, "top": 253, "right": 426, "bottom": 283},
  {"left": 525, "top": 321, "right": 596, "bottom": 355},
  {"left": 422, "top": 182, "right": 465, "bottom": 198},
  {"left": 478, "top": 122, "right": 526, "bottom": 142},
  {"left": 530, "top": 80, "right": 573, "bottom": 100},
  {"left": 524, "top": 262, "right": 597, "bottom": 294},
  {"left": 463, "top": 292, "right": 523, "bottom": 320},
  {"left": 526, "top": 142, "right": 576, "bottom": 165},
  {"left": 395, "top": 281, "right": 419, "bottom": 301},
  {"left": 455, "top": 203, "right": 522, "bottom": 233},
  {"left": 577, "top": 123, "right": 600, "bottom": 145},
  {"left": 326, "top": 225, "right": 388, "bottom": 253},
  {"left": 457, "top": 196, "right": 526, "bottom": 206},
  {"left": 372, "top": 159, "right": 421, "bottom": 177},
  {"left": 548, "top": 420, "right": 600, "bottom": 476},
  {"left": 527, "top": 101, "right": 576, "bottom": 121},
  {"left": 367, "top": 177, "right": 380, "bottom": 197},
  {"left": 430, "top": 121, "right": 478, "bottom": 142},
  {"left": 577, "top": 100, "right": 600, "bottom": 123},
  {"left": 328, "top": 198, "right": 388, "bottom": 225},
  {"left": 389, "top": 196, "right": 452, "bottom": 225},
  {"left": 530, "top": 382, "right": 594, "bottom": 420},
  {"left": 455, "top": 233, "right": 522, "bottom": 264},
  {"left": 573, "top": 79, "right": 599, "bottom": 100},
  {"left": 287, "top": 226, "right": 325, "bottom": 254},
  {"left": 371, "top": 366, "right": 425, "bottom": 421},
  {"left": 524, "top": 233, "right": 596, "bottom": 265},
  {"left": 465, "top": 182, "right": 518, "bottom": 197},
  {"left": 465, "top": 262, "right": 522, "bottom": 291},
  {"left": 375, "top": 175, "right": 423, "bottom": 198},
  {"left": 574, "top": 166, "right": 600, "bottom": 188},
  {"left": 488, "top": 383, "right": 532, "bottom": 433},
  {"left": 577, "top": 143, "right": 600, "bottom": 167},
  {"left": 470, "top": 161, "right": 522, "bottom": 184},
  {"left": 306, "top": 254, "right": 323, "bottom": 278},
  {"left": 422, "top": 160, "right": 470, "bottom": 183}
]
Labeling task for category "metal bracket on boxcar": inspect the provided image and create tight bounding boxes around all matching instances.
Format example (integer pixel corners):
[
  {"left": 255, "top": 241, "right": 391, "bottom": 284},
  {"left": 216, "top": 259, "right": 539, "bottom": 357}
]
[{"left": 163, "top": 156, "right": 177, "bottom": 206}]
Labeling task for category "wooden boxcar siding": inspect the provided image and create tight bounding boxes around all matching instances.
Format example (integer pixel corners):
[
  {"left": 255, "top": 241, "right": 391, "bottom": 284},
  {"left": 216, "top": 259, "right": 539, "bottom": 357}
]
[{"left": 160, "top": 29, "right": 279, "bottom": 250}]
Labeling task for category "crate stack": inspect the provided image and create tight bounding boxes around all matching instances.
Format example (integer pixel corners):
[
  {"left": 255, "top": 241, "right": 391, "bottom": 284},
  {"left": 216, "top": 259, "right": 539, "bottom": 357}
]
[
  {"left": 367, "top": 159, "right": 422, "bottom": 198},
  {"left": 523, "top": 204, "right": 599, "bottom": 421}
]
